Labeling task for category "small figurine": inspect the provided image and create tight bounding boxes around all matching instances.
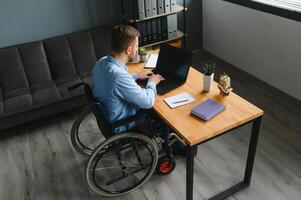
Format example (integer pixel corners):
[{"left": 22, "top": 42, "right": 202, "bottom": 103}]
[{"left": 218, "top": 73, "right": 233, "bottom": 95}]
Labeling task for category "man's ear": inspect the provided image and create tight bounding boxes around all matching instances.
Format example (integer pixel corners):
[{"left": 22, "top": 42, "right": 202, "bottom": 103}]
[{"left": 125, "top": 46, "right": 132, "bottom": 55}]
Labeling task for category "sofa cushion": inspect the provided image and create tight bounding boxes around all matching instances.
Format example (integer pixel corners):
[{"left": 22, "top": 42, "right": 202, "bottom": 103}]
[
  {"left": 68, "top": 32, "right": 97, "bottom": 78},
  {"left": 18, "top": 41, "right": 53, "bottom": 86},
  {"left": 0, "top": 47, "right": 29, "bottom": 95},
  {"left": 30, "top": 83, "right": 61, "bottom": 106},
  {"left": 44, "top": 37, "right": 79, "bottom": 84},
  {"left": 4, "top": 94, "right": 33, "bottom": 115},
  {"left": 91, "top": 27, "right": 112, "bottom": 59}
]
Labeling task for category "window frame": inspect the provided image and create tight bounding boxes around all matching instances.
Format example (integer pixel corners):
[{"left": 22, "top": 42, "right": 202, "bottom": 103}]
[{"left": 223, "top": 0, "right": 301, "bottom": 22}]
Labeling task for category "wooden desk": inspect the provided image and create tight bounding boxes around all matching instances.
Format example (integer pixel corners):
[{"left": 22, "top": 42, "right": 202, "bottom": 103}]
[{"left": 128, "top": 62, "right": 264, "bottom": 200}]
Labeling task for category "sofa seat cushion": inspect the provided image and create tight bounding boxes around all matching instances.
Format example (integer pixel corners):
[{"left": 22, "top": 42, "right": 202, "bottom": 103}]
[
  {"left": 4, "top": 87, "right": 29, "bottom": 99},
  {"left": 30, "top": 83, "right": 61, "bottom": 107},
  {"left": 4, "top": 93, "right": 33, "bottom": 115}
]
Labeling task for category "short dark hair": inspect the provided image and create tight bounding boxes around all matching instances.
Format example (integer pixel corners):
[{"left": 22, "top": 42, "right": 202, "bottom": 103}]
[{"left": 111, "top": 25, "right": 140, "bottom": 53}]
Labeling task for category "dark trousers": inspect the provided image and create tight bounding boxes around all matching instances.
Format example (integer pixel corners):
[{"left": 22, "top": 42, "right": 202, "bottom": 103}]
[
  {"left": 133, "top": 110, "right": 170, "bottom": 141},
  {"left": 131, "top": 110, "right": 174, "bottom": 158}
]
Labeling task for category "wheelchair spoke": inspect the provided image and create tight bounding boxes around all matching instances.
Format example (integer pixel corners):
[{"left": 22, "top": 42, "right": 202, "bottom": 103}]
[
  {"left": 105, "top": 164, "right": 151, "bottom": 186},
  {"left": 94, "top": 162, "right": 151, "bottom": 172},
  {"left": 94, "top": 166, "right": 122, "bottom": 171},
  {"left": 86, "top": 133, "right": 158, "bottom": 196}
]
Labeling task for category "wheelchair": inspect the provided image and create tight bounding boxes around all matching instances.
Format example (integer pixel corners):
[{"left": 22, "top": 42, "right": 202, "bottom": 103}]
[{"left": 68, "top": 82, "right": 185, "bottom": 197}]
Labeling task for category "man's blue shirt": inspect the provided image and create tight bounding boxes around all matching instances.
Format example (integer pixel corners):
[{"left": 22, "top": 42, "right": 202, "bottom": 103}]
[{"left": 92, "top": 55, "right": 157, "bottom": 133}]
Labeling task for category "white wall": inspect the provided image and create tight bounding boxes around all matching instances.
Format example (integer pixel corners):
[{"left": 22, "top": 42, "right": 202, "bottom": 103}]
[{"left": 203, "top": 0, "right": 301, "bottom": 100}]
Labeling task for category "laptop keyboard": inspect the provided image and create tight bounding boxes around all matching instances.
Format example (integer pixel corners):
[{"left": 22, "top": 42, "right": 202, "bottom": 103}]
[
  {"left": 157, "top": 79, "right": 183, "bottom": 94},
  {"left": 136, "top": 73, "right": 183, "bottom": 94}
]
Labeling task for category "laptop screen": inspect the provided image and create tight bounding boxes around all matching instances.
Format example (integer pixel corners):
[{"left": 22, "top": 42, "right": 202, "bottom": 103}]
[{"left": 155, "top": 44, "right": 193, "bottom": 81}]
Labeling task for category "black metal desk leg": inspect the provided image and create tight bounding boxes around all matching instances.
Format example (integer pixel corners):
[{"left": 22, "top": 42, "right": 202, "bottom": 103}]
[
  {"left": 244, "top": 117, "right": 262, "bottom": 185},
  {"left": 207, "top": 117, "right": 263, "bottom": 200},
  {"left": 186, "top": 145, "right": 197, "bottom": 200}
]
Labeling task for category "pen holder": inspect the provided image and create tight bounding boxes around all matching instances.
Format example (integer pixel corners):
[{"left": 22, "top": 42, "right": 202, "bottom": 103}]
[{"left": 203, "top": 73, "right": 214, "bottom": 92}]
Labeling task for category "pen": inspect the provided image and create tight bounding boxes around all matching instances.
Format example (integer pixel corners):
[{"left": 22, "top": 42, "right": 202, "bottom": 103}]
[{"left": 172, "top": 99, "right": 189, "bottom": 104}]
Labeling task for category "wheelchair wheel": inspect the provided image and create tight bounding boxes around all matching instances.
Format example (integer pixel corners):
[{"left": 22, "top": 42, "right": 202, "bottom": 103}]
[
  {"left": 156, "top": 156, "right": 176, "bottom": 175},
  {"left": 71, "top": 108, "right": 106, "bottom": 157},
  {"left": 85, "top": 132, "right": 158, "bottom": 197}
]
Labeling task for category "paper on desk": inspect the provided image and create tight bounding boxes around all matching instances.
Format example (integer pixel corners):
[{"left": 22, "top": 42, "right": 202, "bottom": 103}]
[
  {"left": 164, "top": 92, "right": 196, "bottom": 109},
  {"left": 145, "top": 54, "right": 158, "bottom": 68}
]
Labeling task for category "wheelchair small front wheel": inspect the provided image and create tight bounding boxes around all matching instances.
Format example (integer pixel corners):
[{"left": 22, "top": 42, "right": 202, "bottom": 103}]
[
  {"left": 71, "top": 108, "right": 106, "bottom": 157},
  {"left": 85, "top": 132, "right": 158, "bottom": 197},
  {"left": 156, "top": 156, "right": 176, "bottom": 175}
]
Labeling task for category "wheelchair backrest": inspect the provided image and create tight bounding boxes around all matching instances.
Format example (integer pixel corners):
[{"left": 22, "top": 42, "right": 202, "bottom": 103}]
[{"left": 82, "top": 83, "right": 114, "bottom": 139}]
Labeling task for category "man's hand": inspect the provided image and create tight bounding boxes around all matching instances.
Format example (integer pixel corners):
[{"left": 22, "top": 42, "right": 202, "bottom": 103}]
[
  {"left": 136, "top": 70, "right": 153, "bottom": 80},
  {"left": 149, "top": 74, "right": 165, "bottom": 85}
]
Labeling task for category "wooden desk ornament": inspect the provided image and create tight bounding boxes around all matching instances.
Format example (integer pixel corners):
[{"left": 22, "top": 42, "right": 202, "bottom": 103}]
[{"left": 218, "top": 73, "right": 233, "bottom": 95}]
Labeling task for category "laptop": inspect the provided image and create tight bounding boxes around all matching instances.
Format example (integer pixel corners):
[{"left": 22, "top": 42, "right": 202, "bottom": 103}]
[{"left": 153, "top": 44, "right": 193, "bottom": 95}]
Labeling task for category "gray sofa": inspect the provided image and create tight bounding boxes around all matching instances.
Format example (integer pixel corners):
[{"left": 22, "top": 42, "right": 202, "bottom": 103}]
[{"left": 0, "top": 26, "right": 112, "bottom": 130}]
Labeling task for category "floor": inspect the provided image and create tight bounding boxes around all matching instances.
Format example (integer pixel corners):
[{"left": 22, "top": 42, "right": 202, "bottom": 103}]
[{"left": 0, "top": 50, "right": 301, "bottom": 200}]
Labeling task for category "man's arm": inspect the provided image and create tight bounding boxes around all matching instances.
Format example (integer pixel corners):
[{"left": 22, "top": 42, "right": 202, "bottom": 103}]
[
  {"left": 131, "top": 73, "right": 138, "bottom": 80},
  {"left": 115, "top": 73, "right": 157, "bottom": 109},
  {"left": 131, "top": 70, "right": 153, "bottom": 81}
]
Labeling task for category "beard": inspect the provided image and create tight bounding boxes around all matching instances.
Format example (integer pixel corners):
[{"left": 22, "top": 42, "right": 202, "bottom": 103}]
[
  {"left": 128, "top": 50, "right": 138, "bottom": 63},
  {"left": 128, "top": 56, "right": 133, "bottom": 63}
]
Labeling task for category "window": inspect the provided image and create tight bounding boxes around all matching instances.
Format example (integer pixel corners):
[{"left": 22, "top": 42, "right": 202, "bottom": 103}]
[
  {"left": 224, "top": 0, "right": 301, "bottom": 21},
  {"left": 252, "top": 0, "right": 301, "bottom": 12}
]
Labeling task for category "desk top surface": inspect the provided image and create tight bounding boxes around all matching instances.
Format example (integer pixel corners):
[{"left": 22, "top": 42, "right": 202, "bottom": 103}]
[{"left": 128, "top": 58, "right": 263, "bottom": 146}]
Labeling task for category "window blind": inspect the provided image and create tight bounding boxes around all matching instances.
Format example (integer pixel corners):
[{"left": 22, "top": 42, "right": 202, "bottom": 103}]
[{"left": 252, "top": 0, "right": 301, "bottom": 12}]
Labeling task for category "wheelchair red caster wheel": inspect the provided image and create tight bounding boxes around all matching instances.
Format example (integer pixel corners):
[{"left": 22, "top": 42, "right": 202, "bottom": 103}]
[{"left": 156, "top": 156, "right": 176, "bottom": 175}]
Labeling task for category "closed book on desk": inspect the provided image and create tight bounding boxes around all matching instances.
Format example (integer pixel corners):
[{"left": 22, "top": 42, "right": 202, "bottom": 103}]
[{"left": 191, "top": 99, "right": 226, "bottom": 121}]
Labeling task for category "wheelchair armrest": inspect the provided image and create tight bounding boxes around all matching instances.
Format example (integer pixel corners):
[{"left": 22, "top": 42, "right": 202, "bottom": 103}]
[{"left": 112, "top": 109, "right": 151, "bottom": 128}]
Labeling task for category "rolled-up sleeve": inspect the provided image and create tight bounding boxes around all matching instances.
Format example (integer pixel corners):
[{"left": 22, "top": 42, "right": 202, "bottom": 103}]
[{"left": 115, "top": 74, "right": 157, "bottom": 109}]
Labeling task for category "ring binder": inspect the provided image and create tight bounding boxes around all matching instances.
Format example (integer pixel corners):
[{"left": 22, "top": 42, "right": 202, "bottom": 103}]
[{"left": 122, "top": 0, "right": 186, "bottom": 48}]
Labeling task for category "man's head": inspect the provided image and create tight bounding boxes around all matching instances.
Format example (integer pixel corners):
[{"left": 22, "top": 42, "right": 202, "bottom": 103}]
[{"left": 111, "top": 25, "right": 140, "bottom": 63}]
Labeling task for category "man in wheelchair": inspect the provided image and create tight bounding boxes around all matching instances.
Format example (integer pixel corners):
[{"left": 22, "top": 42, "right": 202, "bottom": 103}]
[
  {"left": 92, "top": 24, "right": 184, "bottom": 156},
  {"left": 69, "top": 25, "right": 186, "bottom": 197},
  {"left": 92, "top": 25, "right": 162, "bottom": 132}
]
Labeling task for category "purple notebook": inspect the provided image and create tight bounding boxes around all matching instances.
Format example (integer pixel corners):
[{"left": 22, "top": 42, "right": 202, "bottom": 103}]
[{"left": 191, "top": 99, "right": 226, "bottom": 121}]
